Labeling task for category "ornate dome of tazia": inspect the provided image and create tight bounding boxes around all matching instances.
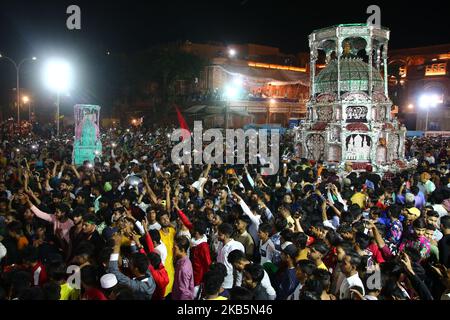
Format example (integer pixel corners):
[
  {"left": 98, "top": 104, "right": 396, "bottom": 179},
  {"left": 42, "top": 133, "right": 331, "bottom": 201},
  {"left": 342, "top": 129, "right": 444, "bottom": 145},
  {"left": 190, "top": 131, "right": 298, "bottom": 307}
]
[{"left": 315, "top": 57, "right": 384, "bottom": 94}]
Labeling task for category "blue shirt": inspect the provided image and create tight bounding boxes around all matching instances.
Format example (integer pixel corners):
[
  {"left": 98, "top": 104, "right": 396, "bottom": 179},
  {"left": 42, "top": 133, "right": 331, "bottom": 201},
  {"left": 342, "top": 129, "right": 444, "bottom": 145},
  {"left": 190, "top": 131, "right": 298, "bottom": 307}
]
[{"left": 277, "top": 268, "right": 299, "bottom": 300}]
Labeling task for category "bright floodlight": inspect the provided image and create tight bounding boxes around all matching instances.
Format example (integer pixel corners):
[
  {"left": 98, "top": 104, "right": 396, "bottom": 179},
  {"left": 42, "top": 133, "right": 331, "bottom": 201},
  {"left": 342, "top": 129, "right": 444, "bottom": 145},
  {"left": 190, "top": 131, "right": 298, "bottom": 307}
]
[
  {"left": 233, "top": 76, "right": 243, "bottom": 86},
  {"left": 419, "top": 94, "right": 442, "bottom": 108},
  {"left": 22, "top": 96, "right": 29, "bottom": 103},
  {"left": 225, "top": 86, "right": 238, "bottom": 99},
  {"left": 407, "top": 104, "right": 414, "bottom": 110},
  {"left": 270, "top": 98, "right": 276, "bottom": 104},
  {"left": 32, "top": 57, "right": 37, "bottom": 60},
  {"left": 228, "top": 48, "right": 236, "bottom": 57},
  {"left": 43, "top": 59, "right": 72, "bottom": 92}
]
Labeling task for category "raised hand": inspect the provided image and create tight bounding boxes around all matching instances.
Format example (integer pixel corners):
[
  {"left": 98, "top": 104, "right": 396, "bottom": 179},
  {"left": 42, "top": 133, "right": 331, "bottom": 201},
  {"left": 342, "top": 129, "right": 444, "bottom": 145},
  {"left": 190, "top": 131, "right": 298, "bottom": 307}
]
[
  {"left": 331, "top": 184, "right": 338, "bottom": 193},
  {"left": 131, "top": 231, "right": 141, "bottom": 245},
  {"left": 400, "top": 252, "right": 415, "bottom": 275},
  {"left": 141, "top": 217, "right": 149, "bottom": 232},
  {"left": 172, "top": 196, "right": 179, "bottom": 209}
]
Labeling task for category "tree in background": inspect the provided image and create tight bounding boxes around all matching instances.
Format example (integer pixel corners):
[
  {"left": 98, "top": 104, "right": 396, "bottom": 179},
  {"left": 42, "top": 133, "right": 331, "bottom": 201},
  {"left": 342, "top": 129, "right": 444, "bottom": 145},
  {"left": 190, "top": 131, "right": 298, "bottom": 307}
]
[{"left": 111, "top": 44, "right": 205, "bottom": 123}]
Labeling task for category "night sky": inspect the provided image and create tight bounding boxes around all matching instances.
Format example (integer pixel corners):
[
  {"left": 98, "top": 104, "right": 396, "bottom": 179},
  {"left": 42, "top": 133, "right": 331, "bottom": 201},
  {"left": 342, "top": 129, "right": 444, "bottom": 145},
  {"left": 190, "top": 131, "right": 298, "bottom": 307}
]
[{"left": 0, "top": 0, "right": 449, "bottom": 112}]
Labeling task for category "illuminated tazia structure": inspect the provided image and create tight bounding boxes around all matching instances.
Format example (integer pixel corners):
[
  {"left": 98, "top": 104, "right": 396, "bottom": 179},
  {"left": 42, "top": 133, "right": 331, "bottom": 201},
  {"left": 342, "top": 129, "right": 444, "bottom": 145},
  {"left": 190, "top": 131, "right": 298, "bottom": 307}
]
[
  {"left": 295, "top": 24, "right": 407, "bottom": 171},
  {"left": 73, "top": 104, "right": 102, "bottom": 165}
]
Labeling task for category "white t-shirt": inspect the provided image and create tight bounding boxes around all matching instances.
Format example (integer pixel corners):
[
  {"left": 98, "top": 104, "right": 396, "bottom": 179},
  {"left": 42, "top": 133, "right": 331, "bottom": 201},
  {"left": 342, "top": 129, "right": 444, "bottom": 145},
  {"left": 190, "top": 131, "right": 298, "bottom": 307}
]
[
  {"left": 0, "top": 242, "right": 7, "bottom": 262},
  {"left": 217, "top": 239, "right": 245, "bottom": 289},
  {"left": 339, "top": 273, "right": 365, "bottom": 300},
  {"left": 259, "top": 239, "right": 276, "bottom": 265},
  {"left": 424, "top": 156, "right": 435, "bottom": 165},
  {"left": 148, "top": 222, "right": 161, "bottom": 231},
  {"left": 261, "top": 270, "right": 276, "bottom": 299},
  {"left": 155, "top": 242, "right": 167, "bottom": 266},
  {"left": 324, "top": 216, "right": 340, "bottom": 230},
  {"left": 433, "top": 204, "right": 449, "bottom": 220}
]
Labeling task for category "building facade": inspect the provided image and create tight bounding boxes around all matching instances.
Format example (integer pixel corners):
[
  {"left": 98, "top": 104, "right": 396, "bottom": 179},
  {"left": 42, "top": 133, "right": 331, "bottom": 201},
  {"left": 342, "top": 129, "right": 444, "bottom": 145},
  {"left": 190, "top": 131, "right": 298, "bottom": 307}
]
[
  {"left": 388, "top": 44, "right": 450, "bottom": 131},
  {"left": 179, "top": 41, "right": 309, "bottom": 128}
]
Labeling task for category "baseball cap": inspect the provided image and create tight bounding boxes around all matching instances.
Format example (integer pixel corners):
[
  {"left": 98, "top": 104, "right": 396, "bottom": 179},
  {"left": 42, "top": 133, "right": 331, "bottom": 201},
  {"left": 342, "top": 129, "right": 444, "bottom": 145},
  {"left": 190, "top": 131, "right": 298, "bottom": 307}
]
[
  {"left": 282, "top": 243, "right": 298, "bottom": 259},
  {"left": 406, "top": 207, "right": 421, "bottom": 219}
]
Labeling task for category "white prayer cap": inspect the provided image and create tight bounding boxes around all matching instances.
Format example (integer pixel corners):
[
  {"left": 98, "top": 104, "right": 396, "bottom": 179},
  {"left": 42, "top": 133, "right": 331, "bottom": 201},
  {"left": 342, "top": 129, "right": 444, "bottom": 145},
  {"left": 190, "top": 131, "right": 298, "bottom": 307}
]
[
  {"left": 405, "top": 193, "right": 415, "bottom": 204},
  {"left": 343, "top": 178, "right": 352, "bottom": 186},
  {"left": 100, "top": 273, "right": 118, "bottom": 289}
]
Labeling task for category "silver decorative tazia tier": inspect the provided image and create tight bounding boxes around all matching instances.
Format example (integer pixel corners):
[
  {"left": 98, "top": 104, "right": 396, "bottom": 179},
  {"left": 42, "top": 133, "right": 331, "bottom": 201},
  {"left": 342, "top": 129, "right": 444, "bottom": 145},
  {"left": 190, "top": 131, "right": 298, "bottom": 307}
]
[{"left": 294, "top": 23, "right": 407, "bottom": 172}]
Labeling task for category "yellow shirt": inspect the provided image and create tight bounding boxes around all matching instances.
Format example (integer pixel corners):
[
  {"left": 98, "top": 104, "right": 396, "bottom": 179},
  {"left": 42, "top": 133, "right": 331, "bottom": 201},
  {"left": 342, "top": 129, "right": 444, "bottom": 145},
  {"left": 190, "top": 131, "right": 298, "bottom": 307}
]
[
  {"left": 296, "top": 248, "right": 309, "bottom": 262},
  {"left": 120, "top": 235, "right": 131, "bottom": 247},
  {"left": 160, "top": 227, "right": 176, "bottom": 296},
  {"left": 207, "top": 296, "right": 228, "bottom": 300},
  {"left": 60, "top": 283, "right": 80, "bottom": 300},
  {"left": 350, "top": 192, "right": 366, "bottom": 209},
  {"left": 317, "top": 262, "right": 328, "bottom": 271}
]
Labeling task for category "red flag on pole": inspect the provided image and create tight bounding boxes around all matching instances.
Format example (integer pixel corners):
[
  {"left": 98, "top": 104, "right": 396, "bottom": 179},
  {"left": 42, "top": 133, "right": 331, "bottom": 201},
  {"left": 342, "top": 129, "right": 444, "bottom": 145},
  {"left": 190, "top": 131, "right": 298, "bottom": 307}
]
[{"left": 174, "top": 105, "right": 190, "bottom": 140}]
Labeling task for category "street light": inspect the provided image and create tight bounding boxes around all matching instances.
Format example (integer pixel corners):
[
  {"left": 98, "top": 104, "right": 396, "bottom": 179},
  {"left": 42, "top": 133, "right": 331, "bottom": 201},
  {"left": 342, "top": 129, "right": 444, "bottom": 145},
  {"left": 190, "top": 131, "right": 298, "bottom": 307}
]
[
  {"left": 228, "top": 48, "right": 236, "bottom": 58},
  {"left": 43, "top": 58, "right": 72, "bottom": 136},
  {"left": 225, "top": 86, "right": 239, "bottom": 99},
  {"left": 0, "top": 54, "right": 37, "bottom": 124},
  {"left": 419, "top": 93, "right": 443, "bottom": 131},
  {"left": 22, "top": 96, "right": 32, "bottom": 121},
  {"left": 224, "top": 83, "right": 242, "bottom": 129},
  {"left": 233, "top": 76, "right": 243, "bottom": 86}
]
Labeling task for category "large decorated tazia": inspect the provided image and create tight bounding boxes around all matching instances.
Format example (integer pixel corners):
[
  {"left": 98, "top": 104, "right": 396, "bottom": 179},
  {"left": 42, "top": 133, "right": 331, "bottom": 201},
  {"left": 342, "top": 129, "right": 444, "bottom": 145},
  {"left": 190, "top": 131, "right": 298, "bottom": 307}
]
[
  {"left": 294, "top": 23, "right": 407, "bottom": 172},
  {"left": 73, "top": 104, "right": 102, "bottom": 165}
]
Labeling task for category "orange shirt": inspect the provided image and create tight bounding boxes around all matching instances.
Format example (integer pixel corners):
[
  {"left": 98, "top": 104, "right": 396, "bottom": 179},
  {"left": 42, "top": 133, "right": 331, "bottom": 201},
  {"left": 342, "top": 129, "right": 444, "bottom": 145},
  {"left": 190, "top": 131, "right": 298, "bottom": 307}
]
[
  {"left": 317, "top": 165, "right": 324, "bottom": 177},
  {"left": 17, "top": 236, "right": 29, "bottom": 250}
]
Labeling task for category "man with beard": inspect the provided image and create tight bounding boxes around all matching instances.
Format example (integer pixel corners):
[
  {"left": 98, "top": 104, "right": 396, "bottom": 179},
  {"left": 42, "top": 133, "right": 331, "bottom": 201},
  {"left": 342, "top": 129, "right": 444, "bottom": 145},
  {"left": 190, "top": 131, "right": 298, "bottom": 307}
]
[
  {"left": 25, "top": 195, "right": 74, "bottom": 247},
  {"left": 81, "top": 214, "right": 105, "bottom": 257},
  {"left": 91, "top": 184, "right": 103, "bottom": 213},
  {"left": 67, "top": 208, "right": 85, "bottom": 262},
  {"left": 121, "top": 194, "right": 145, "bottom": 221},
  {"left": 158, "top": 210, "right": 176, "bottom": 298},
  {"left": 97, "top": 197, "right": 112, "bottom": 225},
  {"left": 217, "top": 223, "right": 245, "bottom": 290}
]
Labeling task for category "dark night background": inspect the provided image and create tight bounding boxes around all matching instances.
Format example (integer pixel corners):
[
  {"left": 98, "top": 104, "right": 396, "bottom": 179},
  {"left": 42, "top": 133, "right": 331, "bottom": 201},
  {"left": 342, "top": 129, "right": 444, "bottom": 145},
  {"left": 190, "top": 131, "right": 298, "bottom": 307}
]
[{"left": 0, "top": 0, "right": 449, "bottom": 115}]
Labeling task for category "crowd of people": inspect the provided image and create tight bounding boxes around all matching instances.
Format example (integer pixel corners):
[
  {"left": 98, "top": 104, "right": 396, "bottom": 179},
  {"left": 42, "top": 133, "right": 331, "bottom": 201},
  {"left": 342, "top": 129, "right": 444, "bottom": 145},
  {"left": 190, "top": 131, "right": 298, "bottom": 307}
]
[{"left": 0, "top": 120, "right": 449, "bottom": 300}]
